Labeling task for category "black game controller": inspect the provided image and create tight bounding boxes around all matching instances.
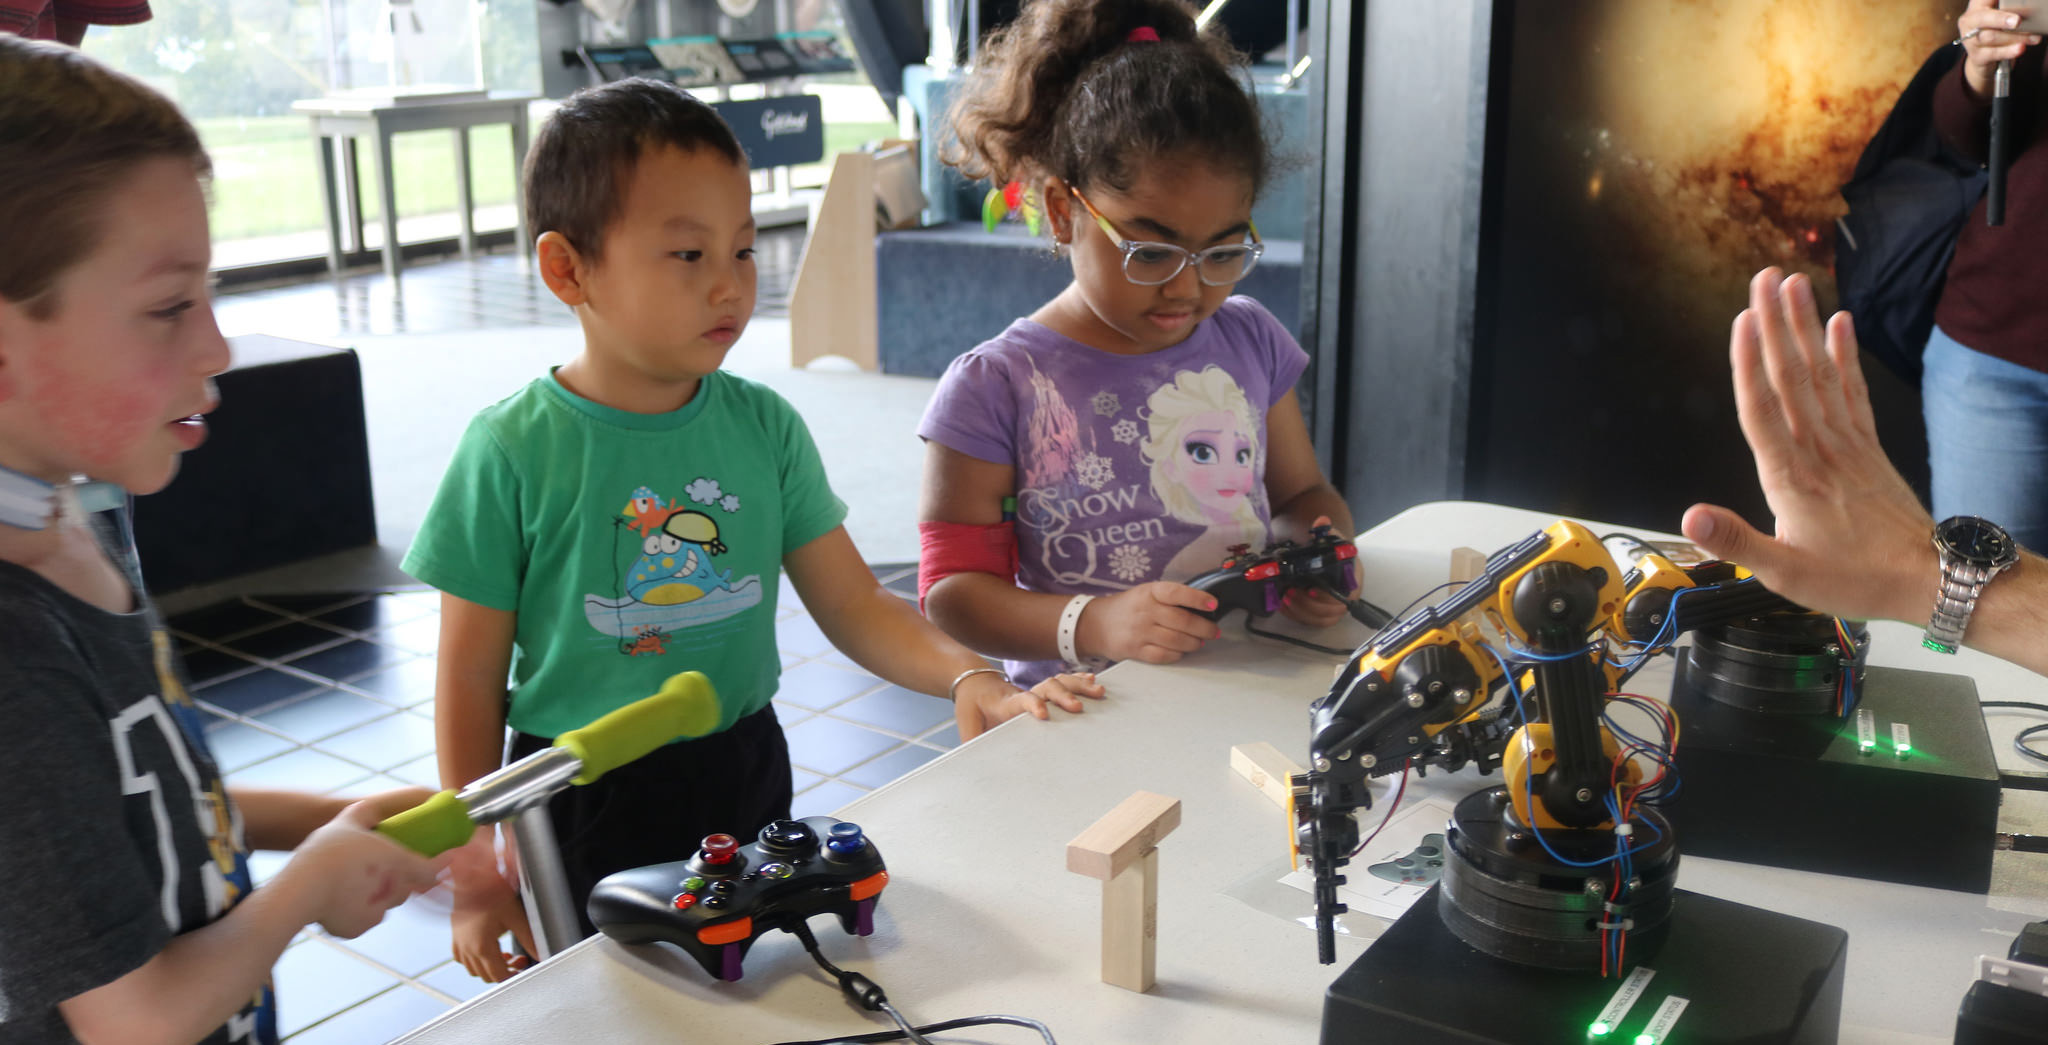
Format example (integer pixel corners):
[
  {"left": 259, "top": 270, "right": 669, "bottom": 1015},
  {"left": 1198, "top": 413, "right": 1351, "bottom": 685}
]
[
  {"left": 1188, "top": 524, "right": 1386, "bottom": 626},
  {"left": 588, "top": 816, "right": 888, "bottom": 981}
]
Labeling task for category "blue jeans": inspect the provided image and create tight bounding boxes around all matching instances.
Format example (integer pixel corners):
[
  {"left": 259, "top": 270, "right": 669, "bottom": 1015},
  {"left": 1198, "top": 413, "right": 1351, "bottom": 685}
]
[{"left": 1922, "top": 325, "right": 2048, "bottom": 553}]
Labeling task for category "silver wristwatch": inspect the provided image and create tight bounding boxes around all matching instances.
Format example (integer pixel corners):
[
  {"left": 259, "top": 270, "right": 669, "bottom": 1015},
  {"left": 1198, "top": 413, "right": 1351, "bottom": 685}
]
[{"left": 1924, "top": 515, "right": 2020, "bottom": 654}]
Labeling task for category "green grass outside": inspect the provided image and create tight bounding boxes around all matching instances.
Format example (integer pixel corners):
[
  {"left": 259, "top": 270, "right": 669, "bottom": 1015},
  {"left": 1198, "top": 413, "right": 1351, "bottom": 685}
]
[{"left": 199, "top": 114, "right": 897, "bottom": 247}]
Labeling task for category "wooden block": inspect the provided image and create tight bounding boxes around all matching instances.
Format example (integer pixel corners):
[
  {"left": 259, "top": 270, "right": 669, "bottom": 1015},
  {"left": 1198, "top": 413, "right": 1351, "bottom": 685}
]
[
  {"left": 1066, "top": 791, "right": 1182, "bottom": 881},
  {"left": 1450, "top": 546, "right": 1487, "bottom": 585},
  {"left": 1100, "top": 847, "right": 1159, "bottom": 992},
  {"left": 1230, "top": 742, "right": 1303, "bottom": 808}
]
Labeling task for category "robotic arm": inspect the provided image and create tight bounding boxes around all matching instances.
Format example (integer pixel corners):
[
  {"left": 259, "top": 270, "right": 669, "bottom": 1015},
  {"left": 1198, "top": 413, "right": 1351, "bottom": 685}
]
[{"left": 1295, "top": 520, "right": 1797, "bottom": 965}]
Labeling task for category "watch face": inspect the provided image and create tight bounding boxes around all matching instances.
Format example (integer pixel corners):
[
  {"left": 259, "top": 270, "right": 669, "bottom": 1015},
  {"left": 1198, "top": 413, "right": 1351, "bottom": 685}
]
[{"left": 1936, "top": 516, "right": 2018, "bottom": 567}]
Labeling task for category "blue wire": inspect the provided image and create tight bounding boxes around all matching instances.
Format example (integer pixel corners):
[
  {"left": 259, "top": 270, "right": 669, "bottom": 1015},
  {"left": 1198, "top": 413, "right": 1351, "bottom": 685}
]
[
  {"left": 1499, "top": 636, "right": 1606, "bottom": 662},
  {"left": 1478, "top": 643, "right": 1668, "bottom": 870},
  {"left": 1601, "top": 707, "right": 1681, "bottom": 802}
]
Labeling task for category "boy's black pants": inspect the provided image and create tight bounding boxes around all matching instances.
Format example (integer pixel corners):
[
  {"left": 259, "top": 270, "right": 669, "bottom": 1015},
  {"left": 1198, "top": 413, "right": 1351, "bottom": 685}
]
[{"left": 508, "top": 705, "right": 794, "bottom": 939}]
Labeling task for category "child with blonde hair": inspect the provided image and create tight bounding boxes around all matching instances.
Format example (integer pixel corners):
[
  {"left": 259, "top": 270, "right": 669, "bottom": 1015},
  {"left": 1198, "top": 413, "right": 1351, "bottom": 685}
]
[{"left": 0, "top": 36, "right": 440, "bottom": 1044}]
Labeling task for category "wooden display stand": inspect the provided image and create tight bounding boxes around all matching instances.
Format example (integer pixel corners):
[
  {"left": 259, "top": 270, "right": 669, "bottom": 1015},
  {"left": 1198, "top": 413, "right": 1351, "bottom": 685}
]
[
  {"left": 790, "top": 151, "right": 877, "bottom": 371},
  {"left": 1066, "top": 791, "right": 1182, "bottom": 993},
  {"left": 789, "top": 142, "right": 924, "bottom": 371}
]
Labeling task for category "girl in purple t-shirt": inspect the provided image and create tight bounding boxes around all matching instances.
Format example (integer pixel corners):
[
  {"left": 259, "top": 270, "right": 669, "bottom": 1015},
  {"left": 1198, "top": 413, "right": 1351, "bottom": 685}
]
[{"left": 915, "top": 0, "right": 1356, "bottom": 688}]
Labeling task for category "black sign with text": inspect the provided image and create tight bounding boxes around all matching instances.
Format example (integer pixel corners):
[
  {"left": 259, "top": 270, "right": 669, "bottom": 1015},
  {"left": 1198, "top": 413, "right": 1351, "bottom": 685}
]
[{"left": 712, "top": 94, "right": 825, "bottom": 170}]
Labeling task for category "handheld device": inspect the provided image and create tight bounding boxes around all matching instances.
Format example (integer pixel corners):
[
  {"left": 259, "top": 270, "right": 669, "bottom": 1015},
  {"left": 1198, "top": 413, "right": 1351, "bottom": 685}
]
[
  {"left": 588, "top": 816, "right": 888, "bottom": 981},
  {"left": 1186, "top": 523, "right": 1392, "bottom": 629}
]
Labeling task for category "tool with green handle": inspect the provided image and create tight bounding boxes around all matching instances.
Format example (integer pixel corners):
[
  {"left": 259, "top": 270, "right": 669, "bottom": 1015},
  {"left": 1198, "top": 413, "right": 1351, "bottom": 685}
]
[{"left": 376, "top": 671, "right": 721, "bottom": 956}]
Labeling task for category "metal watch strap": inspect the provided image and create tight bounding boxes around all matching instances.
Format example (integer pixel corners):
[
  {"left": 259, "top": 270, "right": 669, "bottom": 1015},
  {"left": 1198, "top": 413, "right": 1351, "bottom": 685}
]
[{"left": 1925, "top": 559, "right": 1993, "bottom": 654}]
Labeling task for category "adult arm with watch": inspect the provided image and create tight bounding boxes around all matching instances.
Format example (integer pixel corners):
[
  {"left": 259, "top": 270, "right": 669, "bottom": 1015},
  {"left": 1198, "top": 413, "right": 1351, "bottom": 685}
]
[{"left": 1680, "top": 268, "right": 2048, "bottom": 676}]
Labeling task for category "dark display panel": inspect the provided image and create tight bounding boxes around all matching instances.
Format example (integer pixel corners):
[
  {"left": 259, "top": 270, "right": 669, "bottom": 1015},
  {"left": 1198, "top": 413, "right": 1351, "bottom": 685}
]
[{"left": 1470, "top": 1, "right": 1958, "bottom": 530}]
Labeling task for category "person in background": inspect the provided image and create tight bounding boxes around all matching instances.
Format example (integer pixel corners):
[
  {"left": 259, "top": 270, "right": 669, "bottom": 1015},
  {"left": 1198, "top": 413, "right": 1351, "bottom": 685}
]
[{"left": 1921, "top": 0, "right": 2048, "bottom": 550}]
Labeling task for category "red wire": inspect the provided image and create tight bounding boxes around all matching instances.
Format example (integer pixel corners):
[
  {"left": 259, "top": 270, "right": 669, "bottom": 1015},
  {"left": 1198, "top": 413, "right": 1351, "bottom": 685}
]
[{"left": 1349, "top": 760, "right": 1411, "bottom": 858}]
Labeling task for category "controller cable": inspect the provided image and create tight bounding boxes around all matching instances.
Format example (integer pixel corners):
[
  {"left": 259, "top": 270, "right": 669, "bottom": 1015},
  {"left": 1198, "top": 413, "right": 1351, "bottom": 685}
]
[
  {"left": 1239, "top": 581, "right": 1399, "bottom": 658},
  {"left": 766, "top": 922, "right": 1059, "bottom": 1045},
  {"left": 1241, "top": 617, "right": 1355, "bottom": 657},
  {"left": 1985, "top": 702, "right": 2048, "bottom": 809}
]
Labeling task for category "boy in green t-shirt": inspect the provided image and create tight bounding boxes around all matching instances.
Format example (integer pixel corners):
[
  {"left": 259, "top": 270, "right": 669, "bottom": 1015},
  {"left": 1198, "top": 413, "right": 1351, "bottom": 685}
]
[{"left": 404, "top": 78, "right": 1106, "bottom": 982}]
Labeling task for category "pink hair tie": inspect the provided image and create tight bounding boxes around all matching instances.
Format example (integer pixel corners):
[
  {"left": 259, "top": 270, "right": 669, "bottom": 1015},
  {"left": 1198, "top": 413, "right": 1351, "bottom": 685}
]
[{"left": 1126, "top": 26, "right": 1159, "bottom": 43}]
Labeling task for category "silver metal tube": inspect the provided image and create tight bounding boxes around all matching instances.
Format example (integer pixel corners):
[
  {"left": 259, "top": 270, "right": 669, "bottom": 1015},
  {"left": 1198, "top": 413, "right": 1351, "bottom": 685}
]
[
  {"left": 456, "top": 746, "right": 581, "bottom": 825},
  {"left": 512, "top": 805, "right": 585, "bottom": 958},
  {"left": 1285, "top": 0, "right": 1300, "bottom": 75}
]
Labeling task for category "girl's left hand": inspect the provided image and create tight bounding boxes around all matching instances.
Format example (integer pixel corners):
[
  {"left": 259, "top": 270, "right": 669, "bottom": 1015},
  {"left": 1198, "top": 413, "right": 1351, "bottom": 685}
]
[
  {"left": 1279, "top": 587, "right": 1350, "bottom": 628},
  {"left": 1276, "top": 515, "right": 1355, "bottom": 628},
  {"left": 955, "top": 671, "right": 1106, "bottom": 739}
]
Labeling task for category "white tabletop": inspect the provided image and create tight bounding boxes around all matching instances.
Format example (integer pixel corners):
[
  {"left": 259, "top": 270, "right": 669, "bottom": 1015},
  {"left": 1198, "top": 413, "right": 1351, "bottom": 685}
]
[{"left": 396, "top": 501, "right": 2048, "bottom": 1045}]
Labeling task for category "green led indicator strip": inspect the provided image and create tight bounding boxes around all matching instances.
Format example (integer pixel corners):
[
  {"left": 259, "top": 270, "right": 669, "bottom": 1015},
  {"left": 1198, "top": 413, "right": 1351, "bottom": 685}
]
[
  {"left": 1589, "top": 967, "right": 1655, "bottom": 1039},
  {"left": 1643, "top": 994, "right": 1690, "bottom": 1042}
]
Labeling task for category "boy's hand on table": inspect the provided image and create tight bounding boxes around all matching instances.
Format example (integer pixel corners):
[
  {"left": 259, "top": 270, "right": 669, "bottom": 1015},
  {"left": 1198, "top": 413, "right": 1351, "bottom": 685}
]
[
  {"left": 954, "top": 671, "right": 1105, "bottom": 739},
  {"left": 450, "top": 874, "right": 537, "bottom": 982},
  {"left": 448, "top": 830, "right": 538, "bottom": 982},
  {"left": 1080, "top": 582, "right": 1220, "bottom": 664}
]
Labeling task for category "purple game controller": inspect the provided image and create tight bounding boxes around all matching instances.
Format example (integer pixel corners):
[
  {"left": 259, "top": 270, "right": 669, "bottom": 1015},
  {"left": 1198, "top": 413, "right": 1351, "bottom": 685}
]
[
  {"left": 1187, "top": 524, "right": 1362, "bottom": 622},
  {"left": 588, "top": 816, "right": 888, "bottom": 981}
]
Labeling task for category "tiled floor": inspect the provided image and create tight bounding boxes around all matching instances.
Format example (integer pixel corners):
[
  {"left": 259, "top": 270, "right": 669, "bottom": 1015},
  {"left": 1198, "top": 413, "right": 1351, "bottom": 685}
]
[{"left": 170, "top": 562, "right": 949, "bottom": 1041}]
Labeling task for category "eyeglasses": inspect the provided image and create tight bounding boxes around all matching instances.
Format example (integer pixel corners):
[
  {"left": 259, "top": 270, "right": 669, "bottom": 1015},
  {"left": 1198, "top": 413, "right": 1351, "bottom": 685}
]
[{"left": 1069, "top": 188, "right": 1264, "bottom": 287}]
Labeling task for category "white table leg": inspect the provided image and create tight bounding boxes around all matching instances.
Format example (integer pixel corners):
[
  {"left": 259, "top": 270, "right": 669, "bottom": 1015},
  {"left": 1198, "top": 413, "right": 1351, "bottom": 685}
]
[
  {"left": 454, "top": 125, "right": 475, "bottom": 259},
  {"left": 371, "top": 128, "right": 402, "bottom": 283}
]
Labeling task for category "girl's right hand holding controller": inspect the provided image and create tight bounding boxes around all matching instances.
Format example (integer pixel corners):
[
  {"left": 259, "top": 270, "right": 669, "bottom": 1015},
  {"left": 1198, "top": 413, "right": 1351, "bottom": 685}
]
[{"left": 1078, "top": 581, "right": 1222, "bottom": 664}]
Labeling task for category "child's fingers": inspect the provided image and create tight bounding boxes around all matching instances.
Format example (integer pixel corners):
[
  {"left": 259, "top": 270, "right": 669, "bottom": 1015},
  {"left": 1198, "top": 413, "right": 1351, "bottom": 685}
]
[
  {"left": 1056, "top": 671, "right": 1106, "bottom": 698},
  {"left": 1150, "top": 582, "right": 1218, "bottom": 614},
  {"left": 1032, "top": 679, "right": 1089, "bottom": 712},
  {"left": 1131, "top": 643, "right": 1191, "bottom": 665},
  {"left": 504, "top": 901, "right": 539, "bottom": 963}
]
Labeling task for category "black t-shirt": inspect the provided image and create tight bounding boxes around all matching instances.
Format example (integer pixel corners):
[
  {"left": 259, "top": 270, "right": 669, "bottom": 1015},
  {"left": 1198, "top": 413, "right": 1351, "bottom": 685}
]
[{"left": 0, "top": 516, "right": 273, "bottom": 1044}]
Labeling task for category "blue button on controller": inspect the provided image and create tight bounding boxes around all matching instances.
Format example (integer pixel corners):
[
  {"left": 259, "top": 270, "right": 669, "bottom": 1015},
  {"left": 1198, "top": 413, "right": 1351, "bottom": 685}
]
[{"left": 825, "top": 822, "right": 867, "bottom": 856}]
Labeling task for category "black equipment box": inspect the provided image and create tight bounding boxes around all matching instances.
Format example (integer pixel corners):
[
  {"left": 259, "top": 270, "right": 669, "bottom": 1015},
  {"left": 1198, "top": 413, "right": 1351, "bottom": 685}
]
[
  {"left": 1323, "top": 885, "right": 1846, "bottom": 1044},
  {"left": 1667, "top": 662, "right": 2000, "bottom": 892}
]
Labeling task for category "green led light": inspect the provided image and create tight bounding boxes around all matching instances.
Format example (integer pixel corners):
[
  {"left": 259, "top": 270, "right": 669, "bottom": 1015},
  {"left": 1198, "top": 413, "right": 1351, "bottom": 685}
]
[
  {"left": 1859, "top": 739, "right": 1874, "bottom": 750},
  {"left": 1636, "top": 1035, "right": 1656, "bottom": 1045},
  {"left": 1895, "top": 742, "right": 1912, "bottom": 756},
  {"left": 1588, "top": 1021, "right": 1612, "bottom": 1038}
]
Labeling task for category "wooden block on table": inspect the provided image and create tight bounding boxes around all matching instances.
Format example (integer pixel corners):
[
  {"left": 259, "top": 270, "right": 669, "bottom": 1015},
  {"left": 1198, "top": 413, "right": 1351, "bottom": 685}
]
[
  {"left": 1068, "top": 790, "right": 1181, "bottom": 994},
  {"left": 1066, "top": 791, "right": 1182, "bottom": 881},
  {"left": 1450, "top": 546, "right": 1487, "bottom": 585},
  {"left": 1230, "top": 742, "right": 1303, "bottom": 808},
  {"left": 1101, "top": 846, "right": 1159, "bottom": 993}
]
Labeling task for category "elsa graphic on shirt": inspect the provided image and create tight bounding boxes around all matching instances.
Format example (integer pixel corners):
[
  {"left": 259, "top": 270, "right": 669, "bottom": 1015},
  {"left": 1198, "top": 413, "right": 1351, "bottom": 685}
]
[
  {"left": 584, "top": 478, "right": 762, "bottom": 653},
  {"left": 1140, "top": 365, "right": 1266, "bottom": 580}
]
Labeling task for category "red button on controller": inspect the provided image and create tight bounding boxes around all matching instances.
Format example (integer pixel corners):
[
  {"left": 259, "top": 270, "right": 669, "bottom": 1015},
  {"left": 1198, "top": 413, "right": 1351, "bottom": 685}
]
[{"left": 699, "top": 833, "right": 739, "bottom": 866}]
